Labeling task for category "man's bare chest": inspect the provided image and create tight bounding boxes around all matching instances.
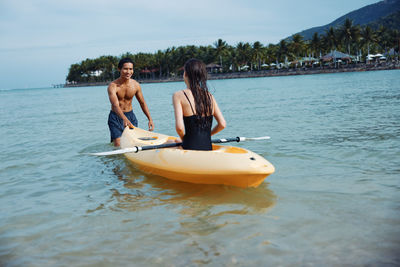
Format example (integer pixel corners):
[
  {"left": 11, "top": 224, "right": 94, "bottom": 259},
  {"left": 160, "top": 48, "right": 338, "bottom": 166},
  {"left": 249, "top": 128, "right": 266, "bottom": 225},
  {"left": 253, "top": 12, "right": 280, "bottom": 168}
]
[{"left": 116, "top": 86, "right": 136, "bottom": 100}]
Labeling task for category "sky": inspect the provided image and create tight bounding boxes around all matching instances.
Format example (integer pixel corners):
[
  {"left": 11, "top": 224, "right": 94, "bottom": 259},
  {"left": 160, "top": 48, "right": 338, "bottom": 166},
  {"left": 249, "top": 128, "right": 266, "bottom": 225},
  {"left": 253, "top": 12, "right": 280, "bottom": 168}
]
[{"left": 0, "top": 0, "right": 380, "bottom": 90}]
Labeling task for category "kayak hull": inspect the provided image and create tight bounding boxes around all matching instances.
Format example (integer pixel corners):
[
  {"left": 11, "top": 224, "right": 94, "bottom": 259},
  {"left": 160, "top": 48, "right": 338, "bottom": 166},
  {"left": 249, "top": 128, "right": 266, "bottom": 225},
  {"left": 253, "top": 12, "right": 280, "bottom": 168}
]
[{"left": 120, "top": 127, "right": 275, "bottom": 188}]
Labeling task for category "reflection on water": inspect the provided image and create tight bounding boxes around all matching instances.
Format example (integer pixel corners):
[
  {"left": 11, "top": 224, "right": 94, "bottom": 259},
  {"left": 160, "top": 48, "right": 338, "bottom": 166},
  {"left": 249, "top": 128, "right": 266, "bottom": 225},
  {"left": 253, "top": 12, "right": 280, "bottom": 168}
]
[
  {"left": 93, "top": 156, "right": 276, "bottom": 237},
  {"left": 124, "top": 159, "right": 275, "bottom": 213}
]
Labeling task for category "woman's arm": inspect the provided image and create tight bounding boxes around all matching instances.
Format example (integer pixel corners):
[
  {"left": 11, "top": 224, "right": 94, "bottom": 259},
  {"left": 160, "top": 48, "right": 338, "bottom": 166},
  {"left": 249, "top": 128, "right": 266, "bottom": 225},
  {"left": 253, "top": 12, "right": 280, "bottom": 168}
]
[
  {"left": 173, "top": 92, "right": 185, "bottom": 140},
  {"left": 211, "top": 96, "right": 226, "bottom": 136}
]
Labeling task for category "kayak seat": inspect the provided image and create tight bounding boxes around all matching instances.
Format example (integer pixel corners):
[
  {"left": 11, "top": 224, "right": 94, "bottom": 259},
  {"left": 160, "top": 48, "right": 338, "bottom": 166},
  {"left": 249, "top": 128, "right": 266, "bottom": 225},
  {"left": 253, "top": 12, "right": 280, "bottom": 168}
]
[{"left": 212, "top": 145, "right": 247, "bottom": 154}]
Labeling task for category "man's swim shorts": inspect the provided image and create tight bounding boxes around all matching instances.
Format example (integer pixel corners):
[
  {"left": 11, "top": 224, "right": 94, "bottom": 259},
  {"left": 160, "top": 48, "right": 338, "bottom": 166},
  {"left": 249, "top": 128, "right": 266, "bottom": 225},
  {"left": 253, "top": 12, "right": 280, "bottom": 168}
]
[{"left": 108, "top": 110, "right": 138, "bottom": 142}]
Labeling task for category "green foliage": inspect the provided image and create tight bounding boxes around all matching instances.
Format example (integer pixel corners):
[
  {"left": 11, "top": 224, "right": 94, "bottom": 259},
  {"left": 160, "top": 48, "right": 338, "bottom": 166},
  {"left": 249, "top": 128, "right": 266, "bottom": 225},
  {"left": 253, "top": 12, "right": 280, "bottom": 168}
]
[{"left": 66, "top": 19, "right": 400, "bottom": 83}]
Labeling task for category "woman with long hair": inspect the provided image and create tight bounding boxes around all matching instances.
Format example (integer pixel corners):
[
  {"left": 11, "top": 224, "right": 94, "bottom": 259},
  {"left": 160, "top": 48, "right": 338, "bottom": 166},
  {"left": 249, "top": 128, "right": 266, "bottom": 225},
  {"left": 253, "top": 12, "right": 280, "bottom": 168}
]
[{"left": 173, "top": 58, "right": 226, "bottom": 150}]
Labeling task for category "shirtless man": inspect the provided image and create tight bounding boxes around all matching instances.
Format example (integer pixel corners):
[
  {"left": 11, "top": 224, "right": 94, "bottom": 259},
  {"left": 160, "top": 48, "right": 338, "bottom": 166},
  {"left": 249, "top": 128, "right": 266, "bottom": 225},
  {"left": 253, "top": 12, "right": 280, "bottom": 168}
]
[{"left": 107, "top": 58, "right": 154, "bottom": 147}]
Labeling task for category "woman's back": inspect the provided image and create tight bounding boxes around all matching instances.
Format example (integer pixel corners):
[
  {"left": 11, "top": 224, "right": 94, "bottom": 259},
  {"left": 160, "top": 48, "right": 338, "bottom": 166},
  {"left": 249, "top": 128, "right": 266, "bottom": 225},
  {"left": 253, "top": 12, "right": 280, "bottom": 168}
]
[
  {"left": 181, "top": 90, "right": 212, "bottom": 150},
  {"left": 180, "top": 89, "right": 212, "bottom": 116}
]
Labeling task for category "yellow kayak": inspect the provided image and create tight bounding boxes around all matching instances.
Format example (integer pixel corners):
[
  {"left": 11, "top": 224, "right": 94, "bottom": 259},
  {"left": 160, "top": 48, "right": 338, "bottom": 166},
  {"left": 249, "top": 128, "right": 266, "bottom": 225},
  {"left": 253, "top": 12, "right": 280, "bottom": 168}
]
[{"left": 120, "top": 127, "right": 275, "bottom": 188}]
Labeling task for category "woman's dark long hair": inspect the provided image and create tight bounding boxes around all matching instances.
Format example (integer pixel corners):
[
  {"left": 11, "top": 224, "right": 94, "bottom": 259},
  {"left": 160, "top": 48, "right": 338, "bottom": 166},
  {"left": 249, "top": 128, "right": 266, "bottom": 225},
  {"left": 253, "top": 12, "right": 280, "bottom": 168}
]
[{"left": 184, "top": 59, "right": 213, "bottom": 128}]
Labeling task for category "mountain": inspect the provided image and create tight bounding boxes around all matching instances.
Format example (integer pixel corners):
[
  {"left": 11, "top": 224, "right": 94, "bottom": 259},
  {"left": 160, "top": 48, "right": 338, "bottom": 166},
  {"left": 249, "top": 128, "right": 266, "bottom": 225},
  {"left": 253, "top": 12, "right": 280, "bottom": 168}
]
[
  {"left": 291, "top": 0, "right": 400, "bottom": 40},
  {"left": 368, "top": 9, "right": 400, "bottom": 30}
]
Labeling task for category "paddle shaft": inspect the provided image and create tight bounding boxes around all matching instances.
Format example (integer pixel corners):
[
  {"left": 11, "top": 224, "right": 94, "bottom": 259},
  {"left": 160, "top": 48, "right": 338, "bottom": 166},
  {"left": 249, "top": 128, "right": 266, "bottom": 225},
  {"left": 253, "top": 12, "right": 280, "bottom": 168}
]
[
  {"left": 211, "top": 137, "right": 241, "bottom": 143},
  {"left": 89, "top": 136, "right": 269, "bottom": 156},
  {"left": 136, "top": 137, "right": 243, "bottom": 152},
  {"left": 137, "top": 142, "right": 182, "bottom": 151}
]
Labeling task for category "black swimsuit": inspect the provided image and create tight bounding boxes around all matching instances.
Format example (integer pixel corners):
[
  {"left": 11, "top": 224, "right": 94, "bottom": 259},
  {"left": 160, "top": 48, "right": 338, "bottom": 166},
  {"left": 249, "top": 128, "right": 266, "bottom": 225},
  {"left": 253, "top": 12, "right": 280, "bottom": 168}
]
[{"left": 182, "top": 91, "right": 213, "bottom": 151}]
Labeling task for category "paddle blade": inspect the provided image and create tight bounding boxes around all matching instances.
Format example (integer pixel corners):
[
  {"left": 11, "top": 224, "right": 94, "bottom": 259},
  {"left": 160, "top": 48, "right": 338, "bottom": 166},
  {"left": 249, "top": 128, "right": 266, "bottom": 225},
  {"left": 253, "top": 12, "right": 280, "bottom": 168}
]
[
  {"left": 88, "top": 147, "right": 139, "bottom": 156},
  {"left": 242, "top": 136, "right": 271, "bottom": 141}
]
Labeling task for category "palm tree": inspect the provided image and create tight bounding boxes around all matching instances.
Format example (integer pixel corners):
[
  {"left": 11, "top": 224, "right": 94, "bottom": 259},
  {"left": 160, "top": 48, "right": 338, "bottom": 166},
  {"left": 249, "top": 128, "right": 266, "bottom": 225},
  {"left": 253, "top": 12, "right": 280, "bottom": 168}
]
[
  {"left": 79, "top": 58, "right": 94, "bottom": 82},
  {"left": 377, "top": 26, "right": 390, "bottom": 52},
  {"left": 102, "top": 55, "right": 118, "bottom": 81},
  {"left": 265, "top": 44, "right": 278, "bottom": 65},
  {"left": 173, "top": 46, "right": 188, "bottom": 73},
  {"left": 389, "top": 29, "right": 400, "bottom": 57},
  {"left": 66, "top": 63, "right": 83, "bottom": 83},
  {"left": 277, "top": 39, "right": 288, "bottom": 63},
  {"left": 252, "top": 41, "right": 264, "bottom": 70},
  {"left": 214, "top": 39, "right": 228, "bottom": 69},
  {"left": 323, "top": 27, "right": 339, "bottom": 53},
  {"left": 290, "top": 34, "right": 305, "bottom": 59},
  {"left": 236, "top": 42, "right": 252, "bottom": 69},
  {"left": 361, "top": 26, "right": 377, "bottom": 55},
  {"left": 339, "top": 19, "right": 360, "bottom": 55},
  {"left": 154, "top": 50, "right": 165, "bottom": 78},
  {"left": 227, "top": 46, "right": 239, "bottom": 72},
  {"left": 198, "top": 45, "right": 215, "bottom": 64},
  {"left": 310, "top": 32, "right": 322, "bottom": 58},
  {"left": 164, "top": 47, "right": 174, "bottom": 77},
  {"left": 186, "top": 45, "right": 198, "bottom": 59}
]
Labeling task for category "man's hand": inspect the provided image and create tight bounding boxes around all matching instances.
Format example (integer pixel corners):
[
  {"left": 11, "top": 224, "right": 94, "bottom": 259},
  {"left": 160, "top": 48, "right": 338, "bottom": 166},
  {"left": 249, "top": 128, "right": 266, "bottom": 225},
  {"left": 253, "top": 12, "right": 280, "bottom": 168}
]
[
  {"left": 124, "top": 119, "right": 134, "bottom": 129},
  {"left": 148, "top": 119, "right": 154, "bottom": 131}
]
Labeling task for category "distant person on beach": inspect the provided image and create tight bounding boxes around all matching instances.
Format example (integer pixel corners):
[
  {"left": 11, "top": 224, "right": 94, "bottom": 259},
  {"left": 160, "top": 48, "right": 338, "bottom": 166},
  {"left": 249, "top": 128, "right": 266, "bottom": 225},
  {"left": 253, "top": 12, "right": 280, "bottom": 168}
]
[
  {"left": 107, "top": 57, "right": 154, "bottom": 147},
  {"left": 172, "top": 58, "right": 226, "bottom": 150}
]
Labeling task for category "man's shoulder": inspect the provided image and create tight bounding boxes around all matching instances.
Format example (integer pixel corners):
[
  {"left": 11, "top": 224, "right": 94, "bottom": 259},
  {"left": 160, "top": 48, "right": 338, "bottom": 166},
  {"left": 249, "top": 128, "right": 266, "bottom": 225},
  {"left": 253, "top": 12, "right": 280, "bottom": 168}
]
[
  {"left": 130, "top": 78, "right": 140, "bottom": 87},
  {"left": 108, "top": 79, "right": 120, "bottom": 88}
]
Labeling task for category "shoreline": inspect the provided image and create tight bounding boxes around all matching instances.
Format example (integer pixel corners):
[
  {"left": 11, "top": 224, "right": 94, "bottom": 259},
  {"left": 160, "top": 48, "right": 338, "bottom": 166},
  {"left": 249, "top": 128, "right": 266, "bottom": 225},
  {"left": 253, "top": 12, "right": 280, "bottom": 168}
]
[{"left": 63, "top": 62, "right": 400, "bottom": 88}]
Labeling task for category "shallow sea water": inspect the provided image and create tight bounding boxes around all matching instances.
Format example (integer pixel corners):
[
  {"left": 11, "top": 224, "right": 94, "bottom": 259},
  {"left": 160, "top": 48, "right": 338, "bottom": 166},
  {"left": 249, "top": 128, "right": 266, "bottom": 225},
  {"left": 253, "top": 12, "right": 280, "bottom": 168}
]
[{"left": 0, "top": 70, "right": 399, "bottom": 266}]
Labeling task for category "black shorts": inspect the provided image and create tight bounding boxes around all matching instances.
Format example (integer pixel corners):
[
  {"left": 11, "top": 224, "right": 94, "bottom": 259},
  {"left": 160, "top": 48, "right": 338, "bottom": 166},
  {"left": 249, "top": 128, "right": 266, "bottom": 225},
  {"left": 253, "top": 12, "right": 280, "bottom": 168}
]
[{"left": 108, "top": 110, "right": 138, "bottom": 142}]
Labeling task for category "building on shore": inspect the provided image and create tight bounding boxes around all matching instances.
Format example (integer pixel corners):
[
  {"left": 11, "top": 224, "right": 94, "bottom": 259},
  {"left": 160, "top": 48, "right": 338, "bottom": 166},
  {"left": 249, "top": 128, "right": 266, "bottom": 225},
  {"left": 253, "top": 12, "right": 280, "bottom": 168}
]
[{"left": 206, "top": 63, "right": 222, "bottom": 73}]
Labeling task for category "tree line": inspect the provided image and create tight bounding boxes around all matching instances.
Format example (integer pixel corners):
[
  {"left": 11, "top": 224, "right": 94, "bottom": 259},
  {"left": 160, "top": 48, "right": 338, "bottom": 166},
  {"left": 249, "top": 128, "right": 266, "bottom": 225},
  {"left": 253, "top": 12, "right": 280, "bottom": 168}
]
[{"left": 66, "top": 19, "right": 400, "bottom": 83}]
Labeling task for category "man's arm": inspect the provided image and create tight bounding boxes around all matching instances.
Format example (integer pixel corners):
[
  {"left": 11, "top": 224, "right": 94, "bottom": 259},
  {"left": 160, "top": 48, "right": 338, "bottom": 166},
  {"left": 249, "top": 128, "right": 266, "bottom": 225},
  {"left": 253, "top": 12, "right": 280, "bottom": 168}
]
[
  {"left": 134, "top": 82, "right": 154, "bottom": 131},
  {"left": 107, "top": 83, "right": 134, "bottom": 128}
]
